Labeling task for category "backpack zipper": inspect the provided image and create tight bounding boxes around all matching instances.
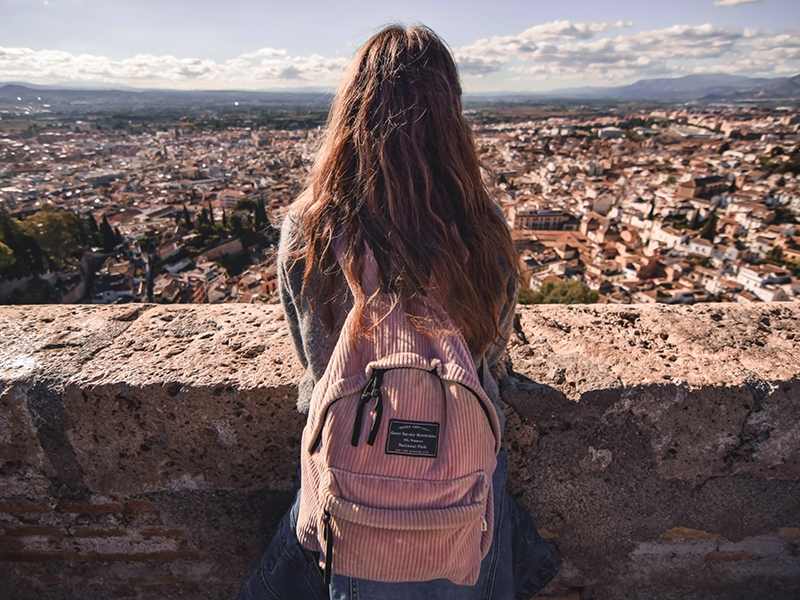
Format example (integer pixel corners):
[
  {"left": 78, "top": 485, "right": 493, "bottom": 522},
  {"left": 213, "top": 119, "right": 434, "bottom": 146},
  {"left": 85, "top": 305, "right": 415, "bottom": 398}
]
[
  {"left": 351, "top": 369, "right": 384, "bottom": 447},
  {"left": 322, "top": 510, "right": 333, "bottom": 585}
]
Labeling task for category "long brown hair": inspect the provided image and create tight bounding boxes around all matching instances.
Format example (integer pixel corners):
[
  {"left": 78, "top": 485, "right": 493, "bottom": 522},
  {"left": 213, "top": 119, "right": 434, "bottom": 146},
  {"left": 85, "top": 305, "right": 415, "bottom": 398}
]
[{"left": 296, "top": 24, "right": 518, "bottom": 355}]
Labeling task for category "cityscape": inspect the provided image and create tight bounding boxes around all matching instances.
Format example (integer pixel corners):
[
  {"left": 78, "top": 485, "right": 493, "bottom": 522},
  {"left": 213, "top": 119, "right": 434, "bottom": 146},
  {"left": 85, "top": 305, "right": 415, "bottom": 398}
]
[
  {"left": 2, "top": 5, "right": 800, "bottom": 598},
  {"left": 0, "top": 87, "right": 799, "bottom": 306}
]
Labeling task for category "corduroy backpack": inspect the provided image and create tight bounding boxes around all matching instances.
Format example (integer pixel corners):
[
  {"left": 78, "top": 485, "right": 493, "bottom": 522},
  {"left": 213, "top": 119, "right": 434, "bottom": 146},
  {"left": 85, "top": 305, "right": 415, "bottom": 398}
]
[{"left": 296, "top": 245, "right": 501, "bottom": 586}]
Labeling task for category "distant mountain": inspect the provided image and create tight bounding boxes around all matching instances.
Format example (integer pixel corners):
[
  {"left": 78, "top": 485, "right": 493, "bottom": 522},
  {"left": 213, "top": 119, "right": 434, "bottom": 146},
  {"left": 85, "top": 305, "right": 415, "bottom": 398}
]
[
  {"left": 4, "top": 73, "right": 798, "bottom": 110},
  {"left": 0, "top": 80, "right": 142, "bottom": 92},
  {"left": 464, "top": 74, "right": 792, "bottom": 103},
  {"left": 722, "top": 73, "right": 800, "bottom": 101},
  {"left": 0, "top": 83, "right": 334, "bottom": 111}
]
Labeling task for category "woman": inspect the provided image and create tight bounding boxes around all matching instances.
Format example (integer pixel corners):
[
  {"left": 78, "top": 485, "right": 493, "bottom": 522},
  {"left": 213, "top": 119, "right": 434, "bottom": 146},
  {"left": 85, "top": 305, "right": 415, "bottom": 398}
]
[{"left": 239, "top": 24, "right": 557, "bottom": 600}]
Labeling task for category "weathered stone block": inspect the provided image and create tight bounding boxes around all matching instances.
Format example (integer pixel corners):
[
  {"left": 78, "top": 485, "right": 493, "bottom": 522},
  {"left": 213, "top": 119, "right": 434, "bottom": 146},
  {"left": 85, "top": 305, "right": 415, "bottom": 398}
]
[{"left": 0, "top": 302, "right": 798, "bottom": 599}]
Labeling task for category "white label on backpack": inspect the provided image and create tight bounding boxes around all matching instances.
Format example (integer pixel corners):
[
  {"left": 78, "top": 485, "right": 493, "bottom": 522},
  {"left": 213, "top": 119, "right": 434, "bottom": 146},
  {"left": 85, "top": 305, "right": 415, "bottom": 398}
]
[{"left": 385, "top": 419, "right": 439, "bottom": 458}]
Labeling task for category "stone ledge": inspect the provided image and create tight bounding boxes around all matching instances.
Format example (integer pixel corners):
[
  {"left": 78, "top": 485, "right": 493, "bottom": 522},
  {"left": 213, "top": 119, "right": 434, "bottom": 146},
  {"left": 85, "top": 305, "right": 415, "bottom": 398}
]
[{"left": 0, "top": 303, "right": 799, "bottom": 599}]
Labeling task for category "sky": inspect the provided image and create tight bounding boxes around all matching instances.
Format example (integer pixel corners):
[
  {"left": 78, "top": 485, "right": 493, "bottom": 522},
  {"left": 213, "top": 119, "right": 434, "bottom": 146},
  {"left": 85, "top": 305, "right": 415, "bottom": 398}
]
[{"left": 1, "top": 0, "right": 799, "bottom": 92}]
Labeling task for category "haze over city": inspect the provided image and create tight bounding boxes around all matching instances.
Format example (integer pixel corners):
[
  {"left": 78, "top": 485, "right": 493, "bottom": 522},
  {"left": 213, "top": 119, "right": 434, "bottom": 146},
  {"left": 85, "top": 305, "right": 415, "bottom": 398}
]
[{"left": 1, "top": 0, "right": 799, "bottom": 92}]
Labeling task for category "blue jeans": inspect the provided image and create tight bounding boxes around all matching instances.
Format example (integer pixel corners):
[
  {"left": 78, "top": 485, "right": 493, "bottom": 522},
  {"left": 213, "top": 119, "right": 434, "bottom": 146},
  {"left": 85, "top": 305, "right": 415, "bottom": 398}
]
[{"left": 238, "top": 451, "right": 558, "bottom": 600}]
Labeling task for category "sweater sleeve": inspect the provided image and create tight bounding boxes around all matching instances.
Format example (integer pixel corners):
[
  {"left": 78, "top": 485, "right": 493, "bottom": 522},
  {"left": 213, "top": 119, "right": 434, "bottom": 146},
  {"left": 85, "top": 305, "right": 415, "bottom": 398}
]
[
  {"left": 277, "top": 212, "right": 307, "bottom": 367},
  {"left": 277, "top": 211, "right": 318, "bottom": 414},
  {"left": 277, "top": 210, "right": 350, "bottom": 414}
]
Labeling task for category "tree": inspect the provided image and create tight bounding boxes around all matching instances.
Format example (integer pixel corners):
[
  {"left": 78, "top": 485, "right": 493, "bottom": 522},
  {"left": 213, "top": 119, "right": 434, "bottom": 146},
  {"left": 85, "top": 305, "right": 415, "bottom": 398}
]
[
  {"left": 5, "top": 276, "right": 59, "bottom": 304},
  {"left": 647, "top": 203, "right": 655, "bottom": 221},
  {"left": 234, "top": 198, "right": 257, "bottom": 213},
  {"left": 23, "top": 209, "right": 81, "bottom": 271},
  {"left": 772, "top": 204, "right": 797, "bottom": 224},
  {"left": 688, "top": 210, "right": 699, "bottom": 231},
  {"left": 624, "top": 128, "right": 645, "bottom": 142},
  {"left": 519, "top": 280, "right": 599, "bottom": 305},
  {"left": 719, "top": 141, "right": 730, "bottom": 155},
  {"left": 765, "top": 245, "right": 784, "bottom": 265},
  {"left": 0, "top": 241, "right": 15, "bottom": 270},
  {"left": 699, "top": 213, "right": 718, "bottom": 242},
  {"left": 518, "top": 286, "right": 538, "bottom": 305},
  {"left": 255, "top": 198, "right": 268, "bottom": 230},
  {"left": 0, "top": 210, "right": 46, "bottom": 278},
  {"left": 222, "top": 208, "right": 228, "bottom": 228},
  {"left": 100, "top": 214, "right": 117, "bottom": 251},
  {"left": 182, "top": 205, "right": 193, "bottom": 230},
  {"left": 207, "top": 201, "right": 215, "bottom": 225}
]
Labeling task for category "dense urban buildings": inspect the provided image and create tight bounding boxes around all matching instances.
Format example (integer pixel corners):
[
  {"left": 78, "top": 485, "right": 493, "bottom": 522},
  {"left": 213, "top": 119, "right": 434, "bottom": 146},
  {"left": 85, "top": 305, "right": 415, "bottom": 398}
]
[{"left": 1, "top": 104, "right": 799, "bottom": 305}]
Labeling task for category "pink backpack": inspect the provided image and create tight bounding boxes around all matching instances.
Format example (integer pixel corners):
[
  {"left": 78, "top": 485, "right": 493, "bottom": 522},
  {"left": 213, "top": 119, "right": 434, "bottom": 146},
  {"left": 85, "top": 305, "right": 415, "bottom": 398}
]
[{"left": 295, "top": 246, "right": 501, "bottom": 586}]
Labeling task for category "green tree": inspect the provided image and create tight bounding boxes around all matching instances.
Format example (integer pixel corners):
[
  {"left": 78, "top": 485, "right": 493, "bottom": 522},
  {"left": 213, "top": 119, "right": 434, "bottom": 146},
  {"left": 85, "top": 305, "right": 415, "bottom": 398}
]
[
  {"left": 520, "top": 280, "right": 599, "bottom": 305},
  {"left": 182, "top": 205, "right": 193, "bottom": 230},
  {"left": 765, "top": 245, "right": 784, "bottom": 265},
  {"left": 772, "top": 204, "right": 797, "bottom": 224},
  {"left": 221, "top": 208, "right": 228, "bottom": 228},
  {"left": 518, "top": 285, "right": 538, "bottom": 305},
  {"left": 4, "top": 276, "right": 59, "bottom": 304},
  {"left": 0, "top": 210, "right": 46, "bottom": 278},
  {"left": 688, "top": 210, "right": 699, "bottom": 231},
  {"left": 255, "top": 198, "right": 268, "bottom": 230},
  {"left": 0, "top": 241, "right": 15, "bottom": 270},
  {"left": 100, "top": 214, "right": 117, "bottom": 252},
  {"left": 207, "top": 201, "right": 215, "bottom": 225},
  {"left": 699, "top": 213, "right": 718, "bottom": 242},
  {"left": 624, "top": 128, "right": 645, "bottom": 142},
  {"left": 23, "top": 209, "right": 81, "bottom": 271},
  {"left": 234, "top": 198, "right": 257, "bottom": 213}
]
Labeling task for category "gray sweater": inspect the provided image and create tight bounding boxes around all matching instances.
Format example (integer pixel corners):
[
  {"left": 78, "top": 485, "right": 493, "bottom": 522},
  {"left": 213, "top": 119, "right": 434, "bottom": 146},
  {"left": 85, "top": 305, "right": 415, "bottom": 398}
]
[{"left": 277, "top": 209, "right": 517, "bottom": 435}]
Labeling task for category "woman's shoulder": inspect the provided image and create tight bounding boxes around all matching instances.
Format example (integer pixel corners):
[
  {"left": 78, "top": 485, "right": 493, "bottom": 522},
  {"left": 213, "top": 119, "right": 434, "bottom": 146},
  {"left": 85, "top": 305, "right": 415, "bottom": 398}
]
[{"left": 278, "top": 190, "right": 313, "bottom": 257}]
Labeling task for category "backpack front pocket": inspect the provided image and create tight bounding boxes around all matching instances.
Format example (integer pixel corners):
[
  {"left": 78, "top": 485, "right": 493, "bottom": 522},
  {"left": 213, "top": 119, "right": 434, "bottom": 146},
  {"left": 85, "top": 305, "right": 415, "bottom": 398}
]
[{"left": 317, "top": 467, "right": 490, "bottom": 585}]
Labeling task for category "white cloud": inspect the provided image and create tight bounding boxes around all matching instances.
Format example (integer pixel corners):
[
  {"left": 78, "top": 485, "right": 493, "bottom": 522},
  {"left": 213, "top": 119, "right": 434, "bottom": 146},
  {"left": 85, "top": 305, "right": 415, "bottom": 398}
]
[
  {"left": 456, "top": 21, "right": 800, "bottom": 84},
  {"left": 714, "top": 0, "right": 764, "bottom": 6},
  {"left": 238, "top": 48, "right": 288, "bottom": 60},
  {"left": 452, "top": 53, "right": 509, "bottom": 77},
  {"left": 0, "top": 46, "right": 348, "bottom": 89},
  {"left": 1, "top": 20, "right": 797, "bottom": 91},
  {"left": 458, "top": 20, "right": 631, "bottom": 59}
]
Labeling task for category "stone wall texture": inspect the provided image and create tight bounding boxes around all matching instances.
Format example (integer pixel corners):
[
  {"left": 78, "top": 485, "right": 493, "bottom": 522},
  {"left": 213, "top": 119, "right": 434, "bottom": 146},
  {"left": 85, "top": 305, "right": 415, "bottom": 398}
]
[{"left": 0, "top": 302, "right": 798, "bottom": 600}]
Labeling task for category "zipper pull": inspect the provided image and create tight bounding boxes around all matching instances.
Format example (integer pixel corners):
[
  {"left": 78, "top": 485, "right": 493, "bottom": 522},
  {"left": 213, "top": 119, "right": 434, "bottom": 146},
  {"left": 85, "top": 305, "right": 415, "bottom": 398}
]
[
  {"left": 480, "top": 517, "right": 487, "bottom": 532},
  {"left": 366, "top": 390, "right": 382, "bottom": 446},
  {"left": 351, "top": 388, "right": 373, "bottom": 447},
  {"left": 322, "top": 510, "right": 333, "bottom": 585},
  {"left": 352, "top": 370, "right": 384, "bottom": 447}
]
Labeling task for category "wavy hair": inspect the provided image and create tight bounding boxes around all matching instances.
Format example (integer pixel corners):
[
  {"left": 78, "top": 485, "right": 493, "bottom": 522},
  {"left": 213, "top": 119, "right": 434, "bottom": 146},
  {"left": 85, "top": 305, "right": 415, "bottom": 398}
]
[{"left": 295, "top": 24, "right": 518, "bottom": 355}]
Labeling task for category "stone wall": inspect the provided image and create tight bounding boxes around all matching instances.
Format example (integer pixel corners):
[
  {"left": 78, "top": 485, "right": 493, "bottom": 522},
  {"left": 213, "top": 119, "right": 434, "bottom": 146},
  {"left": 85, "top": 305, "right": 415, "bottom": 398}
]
[{"left": 0, "top": 303, "right": 798, "bottom": 599}]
